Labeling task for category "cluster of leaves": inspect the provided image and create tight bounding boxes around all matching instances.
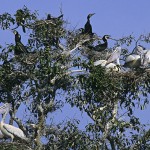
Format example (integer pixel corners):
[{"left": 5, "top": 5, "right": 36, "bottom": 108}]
[{"left": 0, "top": 6, "right": 150, "bottom": 150}]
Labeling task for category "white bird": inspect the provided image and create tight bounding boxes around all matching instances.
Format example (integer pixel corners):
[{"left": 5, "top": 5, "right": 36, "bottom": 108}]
[
  {"left": 141, "top": 50, "right": 150, "bottom": 67},
  {"left": 0, "top": 130, "right": 4, "bottom": 139},
  {"left": 124, "top": 45, "right": 144, "bottom": 68},
  {"left": 0, "top": 103, "right": 28, "bottom": 142},
  {"left": 94, "top": 47, "right": 121, "bottom": 72},
  {"left": 106, "top": 46, "right": 122, "bottom": 65}
]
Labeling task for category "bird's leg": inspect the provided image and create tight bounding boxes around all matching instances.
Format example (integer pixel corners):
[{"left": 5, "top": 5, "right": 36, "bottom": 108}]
[{"left": 10, "top": 135, "right": 14, "bottom": 142}]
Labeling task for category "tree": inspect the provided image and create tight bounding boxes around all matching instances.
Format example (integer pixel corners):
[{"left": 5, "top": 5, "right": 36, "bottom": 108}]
[{"left": 0, "top": 6, "right": 149, "bottom": 150}]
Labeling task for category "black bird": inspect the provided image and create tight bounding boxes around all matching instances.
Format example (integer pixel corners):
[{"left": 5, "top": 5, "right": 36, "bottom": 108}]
[
  {"left": 13, "top": 30, "right": 28, "bottom": 55},
  {"left": 15, "top": 9, "right": 26, "bottom": 33},
  {"left": 88, "top": 35, "right": 111, "bottom": 52},
  {"left": 46, "top": 14, "right": 63, "bottom": 21},
  {"left": 84, "top": 13, "right": 95, "bottom": 35}
]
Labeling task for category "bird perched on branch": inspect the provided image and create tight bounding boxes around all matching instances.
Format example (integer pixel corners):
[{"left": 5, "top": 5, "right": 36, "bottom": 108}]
[
  {"left": 94, "top": 47, "right": 122, "bottom": 72},
  {"left": 0, "top": 103, "right": 29, "bottom": 142},
  {"left": 13, "top": 30, "right": 35, "bottom": 56},
  {"left": 140, "top": 49, "right": 150, "bottom": 67},
  {"left": 13, "top": 30, "right": 28, "bottom": 55},
  {"left": 124, "top": 45, "right": 144, "bottom": 68},
  {"left": 88, "top": 35, "right": 111, "bottom": 52},
  {"left": 106, "top": 46, "right": 122, "bottom": 65},
  {"left": 83, "top": 13, "right": 95, "bottom": 35},
  {"left": 15, "top": 9, "right": 26, "bottom": 33},
  {"left": 46, "top": 14, "right": 63, "bottom": 22}
]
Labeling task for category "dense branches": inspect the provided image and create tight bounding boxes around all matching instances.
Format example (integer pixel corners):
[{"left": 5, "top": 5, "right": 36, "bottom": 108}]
[{"left": 0, "top": 6, "right": 149, "bottom": 150}]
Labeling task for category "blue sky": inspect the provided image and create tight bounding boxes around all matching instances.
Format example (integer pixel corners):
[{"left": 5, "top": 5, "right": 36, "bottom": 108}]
[{"left": 0, "top": 1, "right": 150, "bottom": 129}]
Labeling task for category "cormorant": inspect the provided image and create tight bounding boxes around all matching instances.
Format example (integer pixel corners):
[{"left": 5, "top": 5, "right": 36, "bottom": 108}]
[
  {"left": 84, "top": 13, "right": 95, "bottom": 35},
  {"left": 88, "top": 35, "right": 110, "bottom": 52},
  {"left": 46, "top": 14, "right": 63, "bottom": 21},
  {"left": 15, "top": 9, "right": 26, "bottom": 33},
  {"left": 13, "top": 30, "right": 28, "bottom": 55}
]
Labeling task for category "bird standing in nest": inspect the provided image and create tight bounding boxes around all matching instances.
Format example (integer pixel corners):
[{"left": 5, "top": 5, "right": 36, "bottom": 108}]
[{"left": 88, "top": 35, "right": 111, "bottom": 52}]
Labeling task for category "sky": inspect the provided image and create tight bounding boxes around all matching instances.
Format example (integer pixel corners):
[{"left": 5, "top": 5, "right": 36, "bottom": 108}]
[{"left": 0, "top": 0, "right": 150, "bottom": 129}]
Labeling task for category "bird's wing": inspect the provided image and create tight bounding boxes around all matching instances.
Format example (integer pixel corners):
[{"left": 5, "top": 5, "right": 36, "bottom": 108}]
[
  {"left": 88, "top": 45, "right": 95, "bottom": 50},
  {"left": 94, "top": 60, "right": 107, "bottom": 66},
  {"left": 3, "top": 124, "right": 27, "bottom": 140},
  {"left": 141, "top": 50, "right": 150, "bottom": 66},
  {"left": 17, "top": 42, "right": 28, "bottom": 53},
  {"left": 107, "top": 47, "right": 121, "bottom": 64}
]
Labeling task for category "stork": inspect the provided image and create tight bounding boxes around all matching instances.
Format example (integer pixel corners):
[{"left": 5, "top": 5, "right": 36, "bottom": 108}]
[
  {"left": 94, "top": 47, "right": 121, "bottom": 72},
  {"left": 0, "top": 103, "right": 28, "bottom": 142}
]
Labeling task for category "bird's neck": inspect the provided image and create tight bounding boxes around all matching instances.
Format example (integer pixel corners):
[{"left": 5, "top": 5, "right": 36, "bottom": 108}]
[
  {"left": 87, "top": 17, "right": 90, "bottom": 22},
  {"left": 103, "top": 38, "right": 107, "bottom": 43},
  {"left": 116, "top": 58, "right": 120, "bottom": 65}
]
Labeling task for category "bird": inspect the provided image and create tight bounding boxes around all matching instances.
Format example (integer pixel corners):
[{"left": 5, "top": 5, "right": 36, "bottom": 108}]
[
  {"left": 93, "top": 47, "right": 121, "bottom": 72},
  {"left": 124, "top": 45, "right": 145, "bottom": 68},
  {"left": 15, "top": 9, "right": 26, "bottom": 33},
  {"left": 132, "top": 45, "right": 147, "bottom": 55},
  {"left": 106, "top": 46, "right": 122, "bottom": 65},
  {"left": 141, "top": 50, "right": 150, "bottom": 67},
  {"left": 13, "top": 30, "right": 28, "bottom": 55},
  {"left": 0, "top": 103, "right": 28, "bottom": 142},
  {"left": 88, "top": 35, "right": 111, "bottom": 52},
  {"left": 46, "top": 14, "right": 63, "bottom": 22},
  {"left": 83, "top": 13, "right": 95, "bottom": 35},
  {"left": 94, "top": 60, "right": 120, "bottom": 72},
  {"left": 13, "top": 30, "right": 35, "bottom": 56}
]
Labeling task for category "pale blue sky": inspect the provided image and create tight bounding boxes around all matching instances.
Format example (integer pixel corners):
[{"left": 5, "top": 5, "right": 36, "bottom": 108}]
[{"left": 0, "top": 1, "right": 150, "bottom": 129}]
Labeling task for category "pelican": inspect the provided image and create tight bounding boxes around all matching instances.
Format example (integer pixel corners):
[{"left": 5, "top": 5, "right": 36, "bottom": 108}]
[
  {"left": 141, "top": 50, "right": 150, "bottom": 67},
  {"left": 0, "top": 103, "right": 28, "bottom": 142},
  {"left": 124, "top": 45, "right": 145, "bottom": 68},
  {"left": 94, "top": 47, "right": 122, "bottom": 72},
  {"left": 106, "top": 46, "right": 122, "bottom": 65}
]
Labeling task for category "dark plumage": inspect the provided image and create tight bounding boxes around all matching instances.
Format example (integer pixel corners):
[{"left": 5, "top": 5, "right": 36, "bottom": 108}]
[
  {"left": 88, "top": 35, "right": 110, "bottom": 52},
  {"left": 46, "top": 14, "right": 63, "bottom": 21},
  {"left": 84, "top": 13, "right": 95, "bottom": 35},
  {"left": 13, "top": 30, "right": 28, "bottom": 55}
]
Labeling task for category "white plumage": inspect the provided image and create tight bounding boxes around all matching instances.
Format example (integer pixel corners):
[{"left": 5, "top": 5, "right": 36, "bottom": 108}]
[
  {"left": 0, "top": 103, "right": 28, "bottom": 142},
  {"left": 124, "top": 45, "right": 144, "bottom": 68},
  {"left": 93, "top": 47, "right": 121, "bottom": 72},
  {"left": 141, "top": 50, "right": 150, "bottom": 67},
  {"left": 124, "top": 54, "right": 141, "bottom": 68},
  {"left": 0, "top": 122, "right": 28, "bottom": 141},
  {"left": 94, "top": 60, "right": 120, "bottom": 72}
]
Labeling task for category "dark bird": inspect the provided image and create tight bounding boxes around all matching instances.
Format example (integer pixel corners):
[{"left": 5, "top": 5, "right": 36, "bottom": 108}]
[
  {"left": 84, "top": 13, "right": 95, "bottom": 35},
  {"left": 46, "top": 14, "right": 63, "bottom": 21},
  {"left": 15, "top": 9, "right": 26, "bottom": 33},
  {"left": 88, "top": 35, "right": 111, "bottom": 52},
  {"left": 13, "top": 30, "right": 28, "bottom": 55}
]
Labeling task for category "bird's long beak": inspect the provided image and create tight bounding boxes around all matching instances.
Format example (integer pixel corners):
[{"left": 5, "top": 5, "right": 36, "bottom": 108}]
[{"left": 91, "top": 13, "right": 95, "bottom": 16}]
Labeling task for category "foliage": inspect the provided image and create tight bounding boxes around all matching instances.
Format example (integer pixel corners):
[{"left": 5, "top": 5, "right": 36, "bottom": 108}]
[{"left": 0, "top": 6, "right": 149, "bottom": 150}]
